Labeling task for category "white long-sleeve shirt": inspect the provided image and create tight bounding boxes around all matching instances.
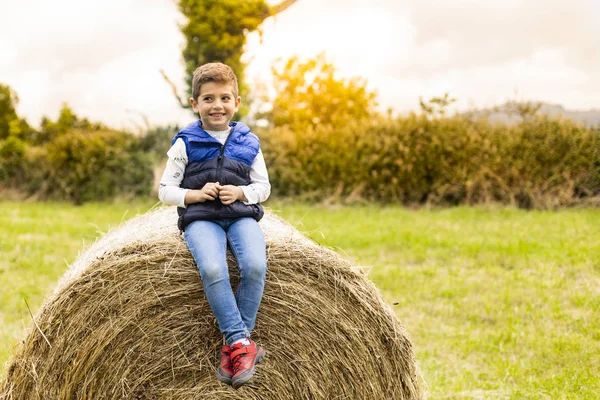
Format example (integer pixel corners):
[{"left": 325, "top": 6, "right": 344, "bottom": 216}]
[{"left": 158, "top": 129, "right": 271, "bottom": 208}]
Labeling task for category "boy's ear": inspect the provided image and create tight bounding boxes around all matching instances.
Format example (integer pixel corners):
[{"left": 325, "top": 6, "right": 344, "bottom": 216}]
[
  {"left": 189, "top": 97, "right": 198, "bottom": 111},
  {"left": 235, "top": 96, "right": 241, "bottom": 108}
]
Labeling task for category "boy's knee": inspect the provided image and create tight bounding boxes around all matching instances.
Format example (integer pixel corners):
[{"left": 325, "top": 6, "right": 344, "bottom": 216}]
[
  {"left": 243, "top": 260, "right": 267, "bottom": 281},
  {"left": 199, "top": 263, "right": 227, "bottom": 282}
]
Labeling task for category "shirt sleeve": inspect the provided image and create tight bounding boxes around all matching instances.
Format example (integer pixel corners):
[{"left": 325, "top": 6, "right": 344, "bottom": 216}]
[
  {"left": 158, "top": 138, "right": 189, "bottom": 208},
  {"left": 240, "top": 149, "right": 271, "bottom": 204}
]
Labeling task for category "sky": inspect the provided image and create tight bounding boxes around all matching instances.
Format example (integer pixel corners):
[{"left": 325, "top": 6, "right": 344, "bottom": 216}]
[{"left": 1, "top": 0, "right": 599, "bottom": 130}]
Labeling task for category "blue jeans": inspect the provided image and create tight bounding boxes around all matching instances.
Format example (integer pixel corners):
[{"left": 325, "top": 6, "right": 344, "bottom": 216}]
[{"left": 184, "top": 217, "right": 267, "bottom": 346}]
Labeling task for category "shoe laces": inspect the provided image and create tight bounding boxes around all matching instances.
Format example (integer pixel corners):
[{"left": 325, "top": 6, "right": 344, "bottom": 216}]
[
  {"left": 232, "top": 347, "right": 250, "bottom": 369},
  {"left": 233, "top": 358, "right": 241, "bottom": 370},
  {"left": 233, "top": 353, "right": 246, "bottom": 368}
]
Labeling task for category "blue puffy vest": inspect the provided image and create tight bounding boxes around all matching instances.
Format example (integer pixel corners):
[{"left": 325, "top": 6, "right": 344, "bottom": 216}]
[{"left": 173, "top": 120, "right": 264, "bottom": 231}]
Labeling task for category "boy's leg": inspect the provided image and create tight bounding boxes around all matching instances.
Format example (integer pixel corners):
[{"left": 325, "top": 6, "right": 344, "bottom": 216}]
[
  {"left": 225, "top": 217, "right": 267, "bottom": 333},
  {"left": 184, "top": 220, "right": 250, "bottom": 346}
]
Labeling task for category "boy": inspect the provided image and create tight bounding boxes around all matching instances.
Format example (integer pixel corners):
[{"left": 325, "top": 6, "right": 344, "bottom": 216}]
[{"left": 158, "top": 62, "right": 270, "bottom": 389}]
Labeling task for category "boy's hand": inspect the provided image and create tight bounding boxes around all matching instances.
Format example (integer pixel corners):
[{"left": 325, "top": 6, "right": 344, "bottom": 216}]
[
  {"left": 219, "top": 185, "right": 246, "bottom": 205},
  {"left": 186, "top": 182, "right": 221, "bottom": 204}
]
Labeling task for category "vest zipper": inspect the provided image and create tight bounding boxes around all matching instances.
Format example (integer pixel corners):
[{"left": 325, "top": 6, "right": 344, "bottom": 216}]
[
  {"left": 215, "top": 127, "right": 234, "bottom": 217},
  {"left": 216, "top": 127, "right": 234, "bottom": 178}
]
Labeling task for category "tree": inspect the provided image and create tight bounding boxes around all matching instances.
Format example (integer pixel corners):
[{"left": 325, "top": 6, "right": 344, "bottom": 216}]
[
  {"left": 170, "top": 0, "right": 298, "bottom": 115},
  {"left": 268, "top": 53, "right": 377, "bottom": 128},
  {"left": 0, "top": 83, "right": 32, "bottom": 141},
  {"left": 38, "top": 103, "right": 102, "bottom": 144},
  {"left": 419, "top": 93, "right": 457, "bottom": 118}
]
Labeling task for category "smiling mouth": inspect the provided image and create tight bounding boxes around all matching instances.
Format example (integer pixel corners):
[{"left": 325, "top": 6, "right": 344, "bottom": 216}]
[{"left": 210, "top": 113, "right": 225, "bottom": 118}]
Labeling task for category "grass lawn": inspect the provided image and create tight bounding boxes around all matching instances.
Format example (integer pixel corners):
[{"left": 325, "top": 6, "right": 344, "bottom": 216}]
[{"left": 1, "top": 200, "right": 599, "bottom": 399}]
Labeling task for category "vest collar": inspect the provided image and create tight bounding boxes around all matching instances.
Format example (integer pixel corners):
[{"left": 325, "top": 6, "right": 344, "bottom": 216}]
[{"left": 183, "top": 121, "right": 250, "bottom": 144}]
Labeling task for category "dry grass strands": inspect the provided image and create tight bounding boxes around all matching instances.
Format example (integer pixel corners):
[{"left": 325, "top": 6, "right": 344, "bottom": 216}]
[{"left": 1, "top": 207, "right": 423, "bottom": 399}]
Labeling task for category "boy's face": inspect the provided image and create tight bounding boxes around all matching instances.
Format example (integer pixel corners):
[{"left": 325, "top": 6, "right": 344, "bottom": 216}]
[{"left": 190, "top": 81, "right": 241, "bottom": 131}]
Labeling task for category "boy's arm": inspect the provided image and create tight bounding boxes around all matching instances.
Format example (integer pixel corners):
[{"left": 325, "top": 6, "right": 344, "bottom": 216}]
[
  {"left": 159, "top": 139, "right": 221, "bottom": 206},
  {"left": 220, "top": 150, "right": 270, "bottom": 205},
  {"left": 158, "top": 139, "right": 189, "bottom": 208},
  {"left": 240, "top": 150, "right": 271, "bottom": 204}
]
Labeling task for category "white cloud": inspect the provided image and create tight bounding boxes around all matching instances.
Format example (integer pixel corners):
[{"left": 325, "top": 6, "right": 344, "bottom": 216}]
[{"left": 400, "top": 0, "right": 600, "bottom": 73}]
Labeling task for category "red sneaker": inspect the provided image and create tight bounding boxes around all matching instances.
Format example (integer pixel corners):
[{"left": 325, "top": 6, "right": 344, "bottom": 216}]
[
  {"left": 216, "top": 344, "right": 234, "bottom": 385},
  {"left": 230, "top": 340, "right": 266, "bottom": 389}
]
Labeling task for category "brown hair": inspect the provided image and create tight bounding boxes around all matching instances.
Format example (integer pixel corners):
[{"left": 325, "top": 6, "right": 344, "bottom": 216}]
[{"left": 191, "top": 62, "right": 239, "bottom": 100}]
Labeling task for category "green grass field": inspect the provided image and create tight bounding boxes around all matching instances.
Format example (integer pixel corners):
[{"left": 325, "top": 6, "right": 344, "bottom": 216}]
[{"left": 1, "top": 201, "right": 599, "bottom": 399}]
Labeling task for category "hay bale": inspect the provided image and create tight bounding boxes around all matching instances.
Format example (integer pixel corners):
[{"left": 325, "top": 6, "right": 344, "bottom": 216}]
[{"left": 1, "top": 207, "right": 423, "bottom": 399}]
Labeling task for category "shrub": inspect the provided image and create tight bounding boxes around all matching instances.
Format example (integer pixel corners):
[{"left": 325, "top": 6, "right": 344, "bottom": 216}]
[
  {"left": 41, "top": 129, "right": 154, "bottom": 203},
  {"left": 261, "top": 114, "right": 600, "bottom": 208},
  {"left": 0, "top": 135, "right": 27, "bottom": 183},
  {"left": 0, "top": 88, "right": 156, "bottom": 202},
  {"left": 138, "top": 125, "right": 179, "bottom": 162}
]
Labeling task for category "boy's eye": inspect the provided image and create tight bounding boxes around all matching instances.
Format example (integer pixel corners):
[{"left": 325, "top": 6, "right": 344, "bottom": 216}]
[
  {"left": 203, "top": 97, "right": 212, "bottom": 101},
  {"left": 222, "top": 96, "right": 230, "bottom": 101}
]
